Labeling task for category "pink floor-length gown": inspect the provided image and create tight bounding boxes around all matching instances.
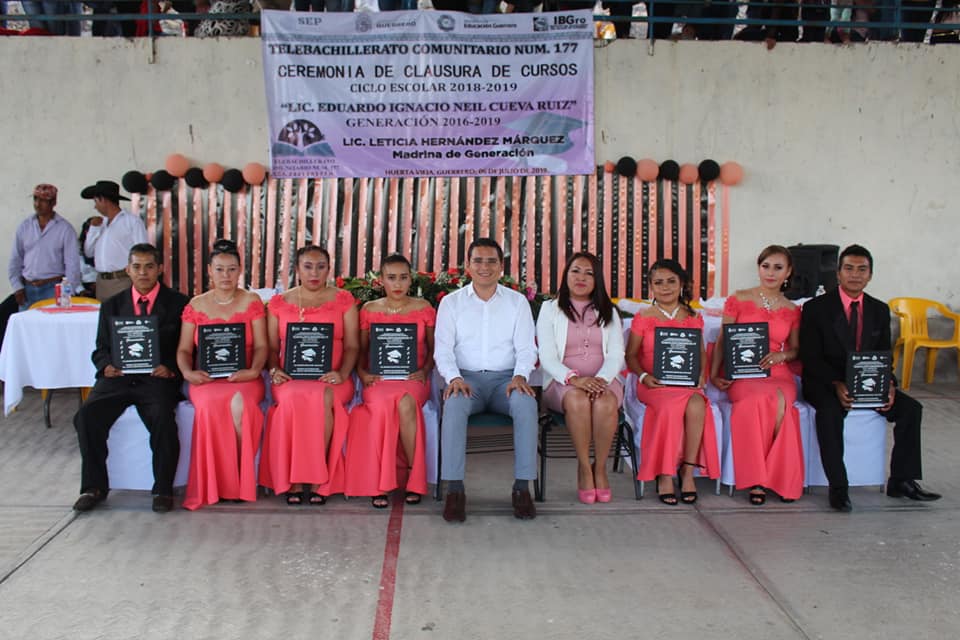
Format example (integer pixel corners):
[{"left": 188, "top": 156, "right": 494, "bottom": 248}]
[
  {"left": 723, "top": 296, "right": 804, "bottom": 499},
  {"left": 182, "top": 301, "right": 266, "bottom": 510},
  {"left": 258, "top": 290, "right": 355, "bottom": 496},
  {"left": 632, "top": 314, "right": 720, "bottom": 481},
  {"left": 344, "top": 305, "right": 435, "bottom": 497}
]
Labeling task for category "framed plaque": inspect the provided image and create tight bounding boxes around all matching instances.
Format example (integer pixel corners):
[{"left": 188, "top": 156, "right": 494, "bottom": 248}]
[
  {"left": 284, "top": 322, "right": 334, "bottom": 380},
  {"left": 369, "top": 322, "right": 418, "bottom": 380},
  {"left": 198, "top": 323, "right": 246, "bottom": 378},
  {"left": 846, "top": 351, "right": 892, "bottom": 409},
  {"left": 723, "top": 322, "right": 770, "bottom": 380},
  {"left": 652, "top": 327, "right": 702, "bottom": 387},
  {"left": 110, "top": 316, "right": 159, "bottom": 374}
]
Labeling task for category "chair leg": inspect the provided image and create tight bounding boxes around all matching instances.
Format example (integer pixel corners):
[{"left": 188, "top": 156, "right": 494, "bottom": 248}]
[
  {"left": 535, "top": 418, "right": 546, "bottom": 502},
  {"left": 901, "top": 344, "right": 916, "bottom": 390},
  {"left": 434, "top": 416, "right": 443, "bottom": 501},
  {"left": 41, "top": 389, "right": 52, "bottom": 429},
  {"left": 925, "top": 348, "right": 938, "bottom": 384}
]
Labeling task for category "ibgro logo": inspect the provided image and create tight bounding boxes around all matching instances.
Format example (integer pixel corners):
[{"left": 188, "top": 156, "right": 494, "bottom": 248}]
[{"left": 536, "top": 13, "right": 587, "bottom": 31}]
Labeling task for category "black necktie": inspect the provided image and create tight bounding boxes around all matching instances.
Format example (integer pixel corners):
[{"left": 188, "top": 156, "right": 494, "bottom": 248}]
[
  {"left": 139, "top": 297, "right": 150, "bottom": 316},
  {"left": 849, "top": 301, "right": 859, "bottom": 351}
]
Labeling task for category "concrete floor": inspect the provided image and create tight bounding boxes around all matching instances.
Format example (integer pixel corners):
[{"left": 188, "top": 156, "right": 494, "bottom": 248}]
[{"left": 0, "top": 384, "right": 957, "bottom": 640}]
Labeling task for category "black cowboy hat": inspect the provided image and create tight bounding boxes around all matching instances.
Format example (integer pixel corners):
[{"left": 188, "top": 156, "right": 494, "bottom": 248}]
[{"left": 80, "top": 180, "right": 130, "bottom": 201}]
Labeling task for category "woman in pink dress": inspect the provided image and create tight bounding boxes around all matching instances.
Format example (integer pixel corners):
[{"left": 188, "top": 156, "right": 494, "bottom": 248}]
[
  {"left": 345, "top": 254, "right": 435, "bottom": 508},
  {"left": 625, "top": 259, "right": 720, "bottom": 505},
  {"left": 710, "top": 245, "right": 804, "bottom": 504},
  {"left": 259, "top": 245, "right": 359, "bottom": 505},
  {"left": 536, "top": 252, "right": 625, "bottom": 504},
  {"left": 176, "top": 239, "right": 268, "bottom": 510}
]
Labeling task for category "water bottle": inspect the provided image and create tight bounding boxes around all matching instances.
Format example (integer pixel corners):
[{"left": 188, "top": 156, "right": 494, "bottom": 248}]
[
  {"left": 60, "top": 278, "right": 73, "bottom": 308},
  {"left": 275, "top": 279, "right": 285, "bottom": 295}
]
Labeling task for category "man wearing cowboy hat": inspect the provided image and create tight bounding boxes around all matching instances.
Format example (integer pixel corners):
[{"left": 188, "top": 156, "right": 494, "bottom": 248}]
[
  {"left": 81, "top": 180, "right": 147, "bottom": 301},
  {"left": 7, "top": 183, "right": 83, "bottom": 309}
]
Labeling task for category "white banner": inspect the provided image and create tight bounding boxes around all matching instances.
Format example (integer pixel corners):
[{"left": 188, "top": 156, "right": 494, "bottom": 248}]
[{"left": 261, "top": 10, "right": 594, "bottom": 178}]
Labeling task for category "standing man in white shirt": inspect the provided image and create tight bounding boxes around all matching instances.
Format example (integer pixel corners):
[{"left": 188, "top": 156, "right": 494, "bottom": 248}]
[
  {"left": 80, "top": 180, "right": 148, "bottom": 301},
  {"left": 434, "top": 238, "right": 539, "bottom": 522}
]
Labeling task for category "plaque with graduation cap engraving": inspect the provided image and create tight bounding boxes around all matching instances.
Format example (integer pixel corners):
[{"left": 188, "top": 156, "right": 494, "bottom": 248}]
[
  {"left": 846, "top": 351, "right": 892, "bottom": 409},
  {"left": 652, "top": 327, "right": 702, "bottom": 387},
  {"left": 284, "top": 322, "right": 333, "bottom": 380},
  {"left": 369, "top": 322, "right": 418, "bottom": 380},
  {"left": 723, "top": 322, "right": 770, "bottom": 379},
  {"left": 110, "top": 316, "right": 159, "bottom": 374},
  {"left": 198, "top": 323, "right": 246, "bottom": 378}
]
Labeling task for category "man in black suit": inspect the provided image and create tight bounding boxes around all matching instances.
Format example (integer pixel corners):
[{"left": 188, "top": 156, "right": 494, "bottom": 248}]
[
  {"left": 800, "top": 244, "right": 940, "bottom": 512},
  {"left": 73, "top": 243, "right": 189, "bottom": 514}
]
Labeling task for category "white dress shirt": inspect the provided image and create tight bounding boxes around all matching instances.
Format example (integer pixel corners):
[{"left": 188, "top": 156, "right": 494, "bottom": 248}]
[
  {"left": 83, "top": 210, "right": 148, "bottom": 273},
  {"left": 434, "top": 283, "right": 538, "bottom": 384}
]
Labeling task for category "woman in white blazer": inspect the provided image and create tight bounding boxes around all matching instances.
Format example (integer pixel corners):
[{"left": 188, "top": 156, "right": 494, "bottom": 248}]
[{"left": 536, "top": 252, "right": 625, "bottom": 504}]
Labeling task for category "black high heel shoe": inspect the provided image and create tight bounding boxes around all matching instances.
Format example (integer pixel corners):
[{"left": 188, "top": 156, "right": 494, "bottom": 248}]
[
  {"left": 749, "top": 485, "right": 767, "bottom": 506},
  {"left": 657, "top": 475, "right": 678, "bottom": 505},
  {"left": 677, "top": 461, "right": 705, "bottom": 504}
]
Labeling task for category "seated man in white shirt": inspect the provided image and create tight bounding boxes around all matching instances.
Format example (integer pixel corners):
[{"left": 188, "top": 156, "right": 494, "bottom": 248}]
[{"left": 434, "top": 238, "right": 539, "bottom": 522}]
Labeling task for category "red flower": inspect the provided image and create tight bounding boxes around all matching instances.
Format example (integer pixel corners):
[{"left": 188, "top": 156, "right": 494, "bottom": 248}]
[
  {"left": 335, "top": 277, "right": 345, "bottom": 288},
  {"left": 450, "top": 276, "right": 460, "bottom": 285},
  {"left": 436, "top": 291, "right": 447, "bottom": 302},
  {"left": 447, "top": 268, "right": 460, "bottom": 276}
]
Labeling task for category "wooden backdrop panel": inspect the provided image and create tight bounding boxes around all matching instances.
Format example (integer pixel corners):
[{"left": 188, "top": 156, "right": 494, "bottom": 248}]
[{"left": 135, "top": 169, "right": 730, "bottom": 300}]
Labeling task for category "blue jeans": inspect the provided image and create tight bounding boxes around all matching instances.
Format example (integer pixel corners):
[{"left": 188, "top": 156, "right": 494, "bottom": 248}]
[
  {"left": 440, "top": 369, "right": 539, "bottom": 482},
  {"left": 20, "top": 1, "right": 82, "bottom": 35},
  {"left": 20, "top": 282, "right": 57, "bottom": 311},
  {"left": 294, "top": 0, "right": 355, "bottom": 10},
  {"left": 378, "top": 0, "right": 417, "bottom": 9}
]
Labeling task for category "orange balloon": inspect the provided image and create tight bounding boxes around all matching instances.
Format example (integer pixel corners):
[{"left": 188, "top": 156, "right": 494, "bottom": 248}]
[
  {"left": 679, "top": 163, "right": 698, "bottom": 185},
  {"left": 603, "top": 160, "right": 615, "bottom": 173},
  {"left": 202, "top": 162, "right": 225, "bottom": 183},
  {"left": 165, "top": 153, "right": 190, "bottom": 178},
  {"left": 242, "top": 162, "right": 267, "bottom": 185},
  {"left": 637, "top": 159, "right": 659, "bottom": 182},
  {"left": 720, "top": 161, "right": 744, "bottom": 186}
]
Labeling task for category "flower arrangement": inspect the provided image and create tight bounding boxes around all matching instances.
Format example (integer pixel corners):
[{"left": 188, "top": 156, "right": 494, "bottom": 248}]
[{"left": 340, "top": 268, "right": 551, "bottom": 318}]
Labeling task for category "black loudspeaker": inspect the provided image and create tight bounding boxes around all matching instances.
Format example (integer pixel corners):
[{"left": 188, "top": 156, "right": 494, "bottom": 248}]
[{"left": 785, "top": 244, "right": 839, "bottom": 300}]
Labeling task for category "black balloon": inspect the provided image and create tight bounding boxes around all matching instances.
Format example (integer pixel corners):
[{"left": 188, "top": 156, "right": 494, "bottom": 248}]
[
  {"left": 698, "top": 159, "right": 720, "bottom": 182},
  {"left": 184, "top": 167, "right": 208, "bottom": 189},
  {"left": 121, "top": 170, "right": 148, "bottom": 194},
  {"left": 659, "top": 160, "right": 680, "bottom": 181},
  {"left": 221, "top": 169, "right": 244, "bottom": 193},
  {"left": 150, "top": 169, "right": 175, "bottom": 191},
  {"left": 615, "top": 156, "right": 637, "bottom": 177}
]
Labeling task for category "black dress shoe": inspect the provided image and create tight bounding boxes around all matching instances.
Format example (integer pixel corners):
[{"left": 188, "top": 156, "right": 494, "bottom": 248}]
[
  {"left": 511, "top": 489, "right": 536, "bottom": 520},
  {"left": 73, "top": 489, "right": 106, "bottom": 512},
  {"left": 152, "top": 495, "right": 175, "bottom": 513},
  {"left": 443, "top": 491, "right": 466, "bottom": 523},
  {"left": 828, "top": 487, "right": 852, "bottom": 512},
  {"left": 886, "top": 479, "right": 942, "bottom": 502}
]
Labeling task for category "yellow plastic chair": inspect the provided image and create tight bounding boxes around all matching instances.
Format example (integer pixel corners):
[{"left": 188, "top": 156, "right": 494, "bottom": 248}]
[
  {"left": 26, "top": 297, "right": 101, "bottom": 427},
  {"left": 889, "top": 297, "right": 960, "bottom": 390}
]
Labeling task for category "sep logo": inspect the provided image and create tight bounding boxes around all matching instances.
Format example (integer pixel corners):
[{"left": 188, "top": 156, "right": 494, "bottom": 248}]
[
  {"left": 355, "top": 12, "right": 372, "bottom": 32},
  {"left": 532, "top": 16, "right": 547, "bottom": 31}
]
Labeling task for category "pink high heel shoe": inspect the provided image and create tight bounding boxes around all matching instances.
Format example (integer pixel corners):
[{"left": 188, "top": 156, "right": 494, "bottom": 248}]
[
  {"left": 578, "top": 489, "right": 597, "bottom": 504},
  {"left": 595, "top": 488, "right": 612, "bottom": 503}
]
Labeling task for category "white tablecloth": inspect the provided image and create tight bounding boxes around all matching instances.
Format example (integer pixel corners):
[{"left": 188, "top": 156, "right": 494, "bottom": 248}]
[{"left": 0, "top": 308, "right": 100, "bottom": 415}]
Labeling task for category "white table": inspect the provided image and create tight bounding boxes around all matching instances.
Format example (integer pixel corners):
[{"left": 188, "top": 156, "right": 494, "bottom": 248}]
[
  {"left": 0, "top": 305, "right": 195, "bottom": 489},
  {"left": 0, "top": 307, "right": 100, "bottom": 416}
]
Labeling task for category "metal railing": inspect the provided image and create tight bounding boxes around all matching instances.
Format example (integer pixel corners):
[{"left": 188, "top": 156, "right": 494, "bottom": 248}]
[{"left": 1, "top": 1, "right": 957, "bottom": 41}]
